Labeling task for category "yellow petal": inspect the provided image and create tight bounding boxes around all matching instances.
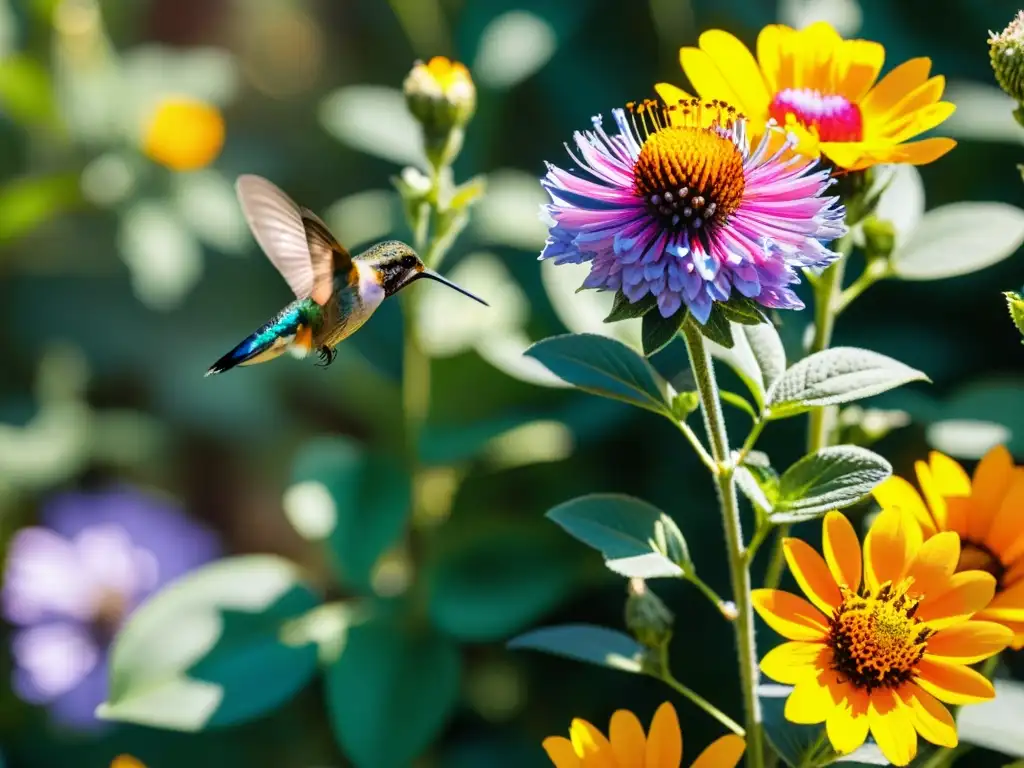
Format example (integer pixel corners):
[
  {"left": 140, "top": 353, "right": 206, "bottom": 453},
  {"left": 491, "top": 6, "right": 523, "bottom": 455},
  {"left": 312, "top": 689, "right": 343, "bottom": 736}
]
[
  {"left": 783, "top": 537, "right": 842, "bottom": 614},
  {"left": 819, "top": 136, "right": 956, "bottom": 170},
  {"left": 679, "top": 47, "right": 744, "bottom": 107},
  {"left": 823, "top": 511, "right": 862, "bottom": 592},
  {"left": 904, "top": 531, "right": 959, "bottom": 600},
  {"left": 690, "top": 734, "right": 746, "bottom": 768},
  {"left": 967, "top": 445, "right": 1015, "bottom": 542},
  {"left": 978, "top": 577, "right": 1024, "bottom": 621},
  {"left": 864, "top": 508, "right": 923, "bottom": 591},
  {"left": 760, "top": 641, "right": 828, "bottom": 684},
  {"left": 696, "top": 29, "right": 770, "bottom": 117},
  {"left": 929, "top": 452, "right": 972, "bottom": 496},
  {"left": 984, "top": 470, "right": 1024, "bottom": 555},
  {"left": 784, "top": 673, "right": 843, "bottom": 724},
  {"left": 609, "top": 709, "right": 646, "bottom": 768},
  {"left": 544, "top": 737, "right": 583, "bottom": 768},
  {"left": 794, "top": 21, "right": 842, "bottom": 92},
  {"left": 756, "top": 24, "right": 798, "bottom": 94},
  {"left": 914, "top": 461, "right": 947, "bottom": 531},
  {"left": 860, "top": 58, "right": 932, "bottom": 119},
  {"left": 901, "top": 684, "right": 957, "bottom": 749},
  {"left": 825, "top": 687, "right": 870, "bottom": 755},
  {"left": 830, "top": 39, "right": 884, "bottom": 102},
  {"left": 655, "top": 82, "right": 696, "bottom": 106},
  {"left": 943, "top": 496, "right": 971, "bottom": 538},
  {"left": 867, "top": 689, "right": 918, "bottom": 767},
  {"left": 925, "top": 620, "right": 1012, "bottom": 664},
  {"left": 918, "top": 571, "right": 996, "bottom": 630},
  {"left": 887, "top": 76, "right": 947, "bottom": 122},
  {"left": 111, "top": 758, "right": 147, "bottom": 768},
  {"left": 916, "top": 656, "right": 996, "bottom": 704},
  {"left": 751, "top": 589, "right": 829, "bottom": 641},
  {"left": 571, "top": 718, "right": 615, "bottom": 765},
  {"left": 872, "top": 476, "right": 936, "bottom": 538},
  {"left": 645, "top": 702, "right": 683, "bottom": 768},
  {"left": 885, "top": 101, "right": 956, "bottom": 144}
]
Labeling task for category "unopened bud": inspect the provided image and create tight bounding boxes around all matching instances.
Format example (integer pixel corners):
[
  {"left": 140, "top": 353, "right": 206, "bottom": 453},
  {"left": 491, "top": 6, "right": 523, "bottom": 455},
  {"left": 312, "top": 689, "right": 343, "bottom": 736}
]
[
  {"left": 990, "top": 12, "right": 1024, "bottom": 104},
  {"left": 861, "top": 216, "right": 896, "bottom": 265},
  {"left": 625, "top": 578, "right": 673, "bottom": 650},
  {"left": 403, "top": 56, "right": 476, "bottom": 167}
]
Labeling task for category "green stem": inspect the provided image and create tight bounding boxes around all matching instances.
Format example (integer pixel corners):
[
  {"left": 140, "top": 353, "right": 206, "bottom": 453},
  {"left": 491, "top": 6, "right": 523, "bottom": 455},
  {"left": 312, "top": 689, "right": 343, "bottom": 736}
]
[
  {"left": 763, "top": 237, "right": 851, "bottom": 590},
  {"left": 675, "top": 420, "right": 717, "bottom": 473},
  {"left": 736, "top": 418, "right": 766, "bottom": 467},
  {"left": 685, "top": 571, "right": 736, "bottom": 620},
  {"left": 658, "top": 644, "right": 746, "bottom": 737},
  {"left": 681, "top": 318, "right": 765, "bottom": 768}
]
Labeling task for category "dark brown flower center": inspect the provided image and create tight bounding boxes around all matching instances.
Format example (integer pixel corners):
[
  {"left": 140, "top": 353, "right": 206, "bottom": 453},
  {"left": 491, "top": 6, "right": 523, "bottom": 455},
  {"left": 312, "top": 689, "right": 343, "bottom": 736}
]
[
  {"left": 956, "top": 540, "right": 1006, "bottom": 587},
  {"left": 828, "top": 581, "right": 932, "bottom": 692}
]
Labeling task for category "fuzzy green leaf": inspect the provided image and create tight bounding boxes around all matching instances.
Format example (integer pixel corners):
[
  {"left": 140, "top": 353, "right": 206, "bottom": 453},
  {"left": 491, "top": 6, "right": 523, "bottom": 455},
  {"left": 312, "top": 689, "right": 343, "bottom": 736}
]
[
  {"left": 1006, "top": 291, "right": 1024, "bottom": 342},
  {"left": 772, "top": 446, "right": 892, "bottom": 523},
  {"left": 698, "top": 305, "right": 735, "bottom": 348},
  {"left": 604, "top": 291, "right": 657, "bottom": 322},
  {"left": 641, "top": 309, "right": 685, "bottom": 356}
]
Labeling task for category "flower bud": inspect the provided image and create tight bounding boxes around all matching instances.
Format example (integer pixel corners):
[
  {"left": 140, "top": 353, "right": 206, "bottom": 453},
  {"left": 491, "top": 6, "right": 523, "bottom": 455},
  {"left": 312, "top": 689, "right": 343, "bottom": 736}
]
[
  {"left": 403, "top": 56, "right": 476, "bottom": 167},
  {"left": 861, "top": 215, "right": 896, "bottom": 265},
  {"left": 142, "top": 97, "right": 225, "bottom": 172},
  {"left": 990, "top": 12, "right": 1024, "bottom": 104},
  {"left": 625, "top": 578, "right": 673, "bottom": 650},
  {"left": 1005, "top": 290, "right": 1024, "bottom": 340}
]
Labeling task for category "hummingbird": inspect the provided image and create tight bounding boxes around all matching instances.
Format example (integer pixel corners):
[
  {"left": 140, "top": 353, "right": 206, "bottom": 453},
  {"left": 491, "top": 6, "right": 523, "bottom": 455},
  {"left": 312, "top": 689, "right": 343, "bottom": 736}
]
[{"left": 205, "top": 174, "right": 488, "bottom": 376}]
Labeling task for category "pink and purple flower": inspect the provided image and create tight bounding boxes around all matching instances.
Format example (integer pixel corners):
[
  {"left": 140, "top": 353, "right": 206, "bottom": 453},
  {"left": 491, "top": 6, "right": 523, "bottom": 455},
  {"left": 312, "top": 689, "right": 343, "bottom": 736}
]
[
  {"left": 2, "top": 487, "right": 220, "bottom": 729},
  {"left": 540, "top": 98, "right": 847, "bottom": 323}
]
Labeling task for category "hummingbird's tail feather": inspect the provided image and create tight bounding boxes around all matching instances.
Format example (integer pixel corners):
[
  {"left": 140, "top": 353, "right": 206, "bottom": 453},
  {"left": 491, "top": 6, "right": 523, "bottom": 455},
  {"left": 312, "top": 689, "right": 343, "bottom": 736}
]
[{"left": 205, "top": 304, "right": 314, "bottom": 376}]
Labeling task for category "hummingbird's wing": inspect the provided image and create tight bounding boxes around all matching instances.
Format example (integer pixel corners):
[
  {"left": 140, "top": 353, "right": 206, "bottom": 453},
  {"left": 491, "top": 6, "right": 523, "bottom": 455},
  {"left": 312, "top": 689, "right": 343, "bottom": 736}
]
[{"left": 235, "top": 175, "right": 352, "bottom": 306}]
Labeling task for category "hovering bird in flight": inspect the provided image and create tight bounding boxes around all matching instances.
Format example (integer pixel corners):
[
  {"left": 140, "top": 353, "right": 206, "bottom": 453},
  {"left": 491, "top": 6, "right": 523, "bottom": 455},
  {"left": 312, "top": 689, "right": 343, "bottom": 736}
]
[{"left": 206, "top": 174, "right": 488, "bottom": 376}]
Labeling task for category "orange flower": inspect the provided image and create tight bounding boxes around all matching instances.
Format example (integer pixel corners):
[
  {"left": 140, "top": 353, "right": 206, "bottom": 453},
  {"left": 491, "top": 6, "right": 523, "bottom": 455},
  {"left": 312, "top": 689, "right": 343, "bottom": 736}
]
[
  {"left": 142, "top": 97, "right": 225, "bottom": 172},
  {"left": 754, "top": 510, "right": 1011, "bottom": 766},
  {"left": 111, "top": 757, "right": 145, "bottom": 768},
  {"left": 873, "top": 445, "right": 1024, "bottom": 649},
  {"left": 656, "top": 22, "right": 956, "bottom": 170},
  {"left": 543, "top": 701, "right": 745, "bottom": 768}
]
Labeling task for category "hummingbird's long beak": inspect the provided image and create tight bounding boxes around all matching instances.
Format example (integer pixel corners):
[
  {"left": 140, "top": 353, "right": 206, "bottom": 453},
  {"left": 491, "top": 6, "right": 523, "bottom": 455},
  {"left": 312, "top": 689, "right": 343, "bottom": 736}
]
[{"left": 415, "top": 268, "right": 489, "bottom": 306}]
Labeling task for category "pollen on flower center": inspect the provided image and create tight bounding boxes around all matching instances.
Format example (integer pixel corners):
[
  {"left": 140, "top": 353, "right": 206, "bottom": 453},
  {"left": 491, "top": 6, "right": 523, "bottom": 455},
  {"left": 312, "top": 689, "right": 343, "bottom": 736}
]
[
  {"left": 769, "top": 87, "right": 864, "bottom": 142},
  {"left": 957, "top": 540, "right": 1007, "bottom": 586},
  {"left": 632, "top": 105, "right": 746, "bottom": 233},
  {"left": 828, "top": 581, "right": 933, "bottom": 692}
]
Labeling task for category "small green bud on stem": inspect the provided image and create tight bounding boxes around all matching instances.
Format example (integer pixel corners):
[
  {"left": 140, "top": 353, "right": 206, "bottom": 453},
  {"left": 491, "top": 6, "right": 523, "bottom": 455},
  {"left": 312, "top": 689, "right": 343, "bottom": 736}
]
[
  {"left": 625, "top": 578, "right": 674, "bottom": 651},
  {"left": 403, "top": 56, "right": 477, "bottom": 170}
]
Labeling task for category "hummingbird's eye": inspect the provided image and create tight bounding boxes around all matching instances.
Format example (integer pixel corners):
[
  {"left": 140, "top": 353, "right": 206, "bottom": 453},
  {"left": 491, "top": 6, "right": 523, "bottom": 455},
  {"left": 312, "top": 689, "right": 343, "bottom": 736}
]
[{"left": 402, "top": 256, "right": 417, "bottom": 269}]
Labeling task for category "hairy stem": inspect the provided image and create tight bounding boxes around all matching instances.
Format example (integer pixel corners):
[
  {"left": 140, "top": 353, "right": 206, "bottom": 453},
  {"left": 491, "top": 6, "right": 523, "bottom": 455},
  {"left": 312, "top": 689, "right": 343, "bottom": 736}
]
[
  {"left": 657, "top": 644, "right": 746, "bottom": 737},
  {"left": 681, "top": 318, "right": 765, "bottom": 768}
]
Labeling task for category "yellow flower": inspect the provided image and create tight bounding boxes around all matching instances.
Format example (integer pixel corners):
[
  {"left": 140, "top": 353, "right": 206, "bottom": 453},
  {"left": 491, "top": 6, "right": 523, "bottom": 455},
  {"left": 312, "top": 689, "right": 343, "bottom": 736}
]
[
  {"left": 873, "top": 445, "right": 1024, "bottom": 649},
  {"left": 403, "top": 55, "right": 476, "bottom": 130},
  {"left": 656, "top": 22, "right": 956, "bottom": 170},
  {"left": 754, "top": 510, "right": 1012, "bottom": 766},
  {"left": 142, "top": 97, "right": 225, "bottom": 172},
  {"left": 543, "top": 701, "right": 745, "bottom": 768},
  {"left": 111, "top": 757, "right": 145, "bottom": 768}
]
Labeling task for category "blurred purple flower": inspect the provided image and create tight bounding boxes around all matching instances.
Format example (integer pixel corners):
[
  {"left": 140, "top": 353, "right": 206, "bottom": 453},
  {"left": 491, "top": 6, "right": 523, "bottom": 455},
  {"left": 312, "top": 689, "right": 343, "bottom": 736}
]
[{"left": 2, "top": 487, "right": 220, "bottom": 729}]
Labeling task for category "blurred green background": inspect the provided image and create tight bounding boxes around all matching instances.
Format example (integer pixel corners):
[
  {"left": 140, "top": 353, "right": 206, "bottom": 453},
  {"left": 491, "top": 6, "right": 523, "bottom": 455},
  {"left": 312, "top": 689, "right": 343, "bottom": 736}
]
[{"left": 1, "top": 0, "right": 1024, "bottom": 766}]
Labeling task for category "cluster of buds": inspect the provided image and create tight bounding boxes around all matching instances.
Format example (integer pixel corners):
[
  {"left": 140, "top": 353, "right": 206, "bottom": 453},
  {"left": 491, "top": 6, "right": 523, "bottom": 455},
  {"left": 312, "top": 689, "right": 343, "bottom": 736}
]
[
  {"left": 991, "top": 11, "right": 1024, "bottom": 127},
  {"left": 403, "top": 56, "right": 477, "bottom": 169}
]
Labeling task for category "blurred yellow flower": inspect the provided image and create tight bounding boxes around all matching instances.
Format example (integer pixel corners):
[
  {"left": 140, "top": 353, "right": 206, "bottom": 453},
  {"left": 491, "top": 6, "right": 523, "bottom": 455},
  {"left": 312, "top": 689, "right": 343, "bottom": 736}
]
[
  {"left": 543, "top": 701, "right": 745, "bottom": 768},
  {"left": 142, "top": 97, "right": 225, "bottom": 172},
  {"left": 754, "top": 510, "right": 1011, "bottom": 766},
  {"left": 874, "top": 445, "right": 1024, "bottom": 649},
  {"left": 656, "top": 22, "right": 956, "bottom": 170},
  {"left": 403, "top": 55, "right": 476, "bottom": 133},
  {"left": 111, "top": 756, "right": 145, "bottom": 768}
]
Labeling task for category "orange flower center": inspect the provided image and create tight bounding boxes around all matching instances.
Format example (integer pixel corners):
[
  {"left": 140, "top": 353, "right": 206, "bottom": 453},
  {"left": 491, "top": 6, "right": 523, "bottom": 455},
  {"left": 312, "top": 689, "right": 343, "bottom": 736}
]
[
  {"left": 630, "top": 99, "right": 746, "bottom": 234},
  {"left": 957, "top": 540, "right": 1006, "bottom": 587},
  {"left": 828, "top": 581, "right": 933, "bottom": 692},
  {"left": 768, "top": 88, "right": 864, "bottom": 143}
]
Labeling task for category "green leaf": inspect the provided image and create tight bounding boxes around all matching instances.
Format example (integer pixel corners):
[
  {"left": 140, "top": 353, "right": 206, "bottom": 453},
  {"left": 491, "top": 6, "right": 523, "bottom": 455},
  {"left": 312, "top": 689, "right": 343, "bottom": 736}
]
[
  {"left": 765, "top": 347, "right": 929, "bottom": 419},
  {"left": 428, "top": 531, "right": 575, "bottom": 641},
  {"left": 508, "top": 624, "right": 645, "bottom": 673},
  {"left": 319, "top": 85, "right": 424, "bottom": 167},
  {"left": 0, "top": 173, "right": 81, "bottom": 243},
  {"left": 0, "top": 54, "right": 57, "bottom": 128},
  {"left": 604, "top": 291, "right": 657, "bottom": 322},
  {"left": 892, "top": 202, "right": 1024, "bottom": 280},
  {"left": 735, "top": 453, "right": 779, "bottom": 515},
  {"left": 641, "top": 309, "right": 685, "bottom": 357},
  {"left": 742, "top": 322, "right": 787, "bottom": 393},
  {"left": 1006, "top": 291, "right": 1024, "bottom": 341},
  {"left": 719, "top": 296, "right": 767, "bottom": 325},
  {"left": 772, "top": 446, "right": 892, "bottom": 523},
  {"left": 546, "top": 493, "right": 690, "bottom": 578},
  {"left": 720, "top": 390, "right": 759, "bottom": 421},
  {"left": 958, "top": 678, "right": 1024, "bottom": 759},
  {"left": 325, "top": 617, "right": 460, "bottom": 768},
  {"left": 525, "top": 334, "right": 673, "bottom": 416},
  {"left": 698, "top": 305, "right": 735, "bottom": 348},
  {"left": 291, "top": 437, "right": 410, "bottom": 592},
  {"left": 98, "top": 555, "right": 323, "bottom": 731},
  {"left": 759, "top": 683, "right": 822, "bottom": 768}
]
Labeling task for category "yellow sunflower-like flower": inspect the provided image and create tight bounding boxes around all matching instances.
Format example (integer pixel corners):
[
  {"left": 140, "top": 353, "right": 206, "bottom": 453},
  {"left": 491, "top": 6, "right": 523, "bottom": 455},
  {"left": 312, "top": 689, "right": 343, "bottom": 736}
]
[
  {"left": 873, "top": 445, "right": 1024, "bottom": 649},
  {"left": 111, "top": 757, "right": 145, "bottom": 768},
  {"left": 142, "top": 96, "right": 225, "bottom": 172},
  {"left": 655, "top": 22, "right": 956, "bottom": 170},
  {"left": 543, "top": 701, "right": 745, "bottom": 768},
  {"left": 754, "top": 510, "right": 1012, "bottom": 766}
]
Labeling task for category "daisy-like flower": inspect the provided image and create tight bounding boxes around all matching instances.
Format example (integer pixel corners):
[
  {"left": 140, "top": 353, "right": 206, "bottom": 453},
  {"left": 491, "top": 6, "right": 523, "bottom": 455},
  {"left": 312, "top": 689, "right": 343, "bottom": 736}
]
[
  {"left": 540, "top": 98, "right": 845, "bottom": 322},
  {"left": 873, "top": 445, "right": 1024, "bottom": 649},
  {"left": 754, "top": 510, "right": 1012, "bottom": 766},
  {"left": 543, "top": 701, "right": 745, "bottom": 768},
  {"left": 656, "top": 22, "right": 956, "bottom": 170}
]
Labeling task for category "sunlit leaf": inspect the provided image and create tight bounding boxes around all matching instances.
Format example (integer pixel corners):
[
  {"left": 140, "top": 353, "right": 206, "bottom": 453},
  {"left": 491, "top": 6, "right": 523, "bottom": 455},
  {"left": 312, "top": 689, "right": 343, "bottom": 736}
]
[
  {"left": 0, "top": 54, "right": 58, "bottom": 128},
  {"left": 472, "top": 11, "right": 556, "bottom": 89},
  {"left": 772, "top": 446, "right": 891, "bottom": 523},
  {"left": 892, "top": 202, "right": 1024, "bottom": 280},
  {"left": 99, "top": 555, "right": 324, "bottom": 730},
  {"left": 766, "top": 347, "right": 928, "bottom": 419},
  {"left": 471, "top": 169, "right": 549, "bottom": 250},
  {"left": 958, "top": 678, "right": 1024, "bottom": 758},
  {"left": 541, "top": 259, "right": 643, "bottom": 349},
  {"left": 118, "top": 201, "right": 203, "bottom": 309},
  {"left": 945, "top": 79, "right": 1023, "bottom": 146},
  {"left": 508, "top": 624, "right": 645, "bottom": 673},
  {"left": 926, "top": 419, "right": 1012, "bottom": 460},
  {"left": 319, "top": 85, "right": 424, "bottom": 167},
  {"left": 0, "top": 173, "right": 80, "bottom": 243},
  {"left": 172, "top": 170, "right": 248, "bottom": 253},
  {"left": 324, "top": 189, "right": 397, "bottom": 252}
]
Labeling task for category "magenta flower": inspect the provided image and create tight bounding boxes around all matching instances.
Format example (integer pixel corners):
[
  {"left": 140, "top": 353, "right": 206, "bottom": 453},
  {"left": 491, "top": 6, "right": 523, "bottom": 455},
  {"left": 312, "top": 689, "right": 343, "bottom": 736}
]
[
  {"left": 540, "top": 98, "right": 847, "bottom": 323},
  {"left": 2, "top": 487, "right": 220, "bottom": 729}
]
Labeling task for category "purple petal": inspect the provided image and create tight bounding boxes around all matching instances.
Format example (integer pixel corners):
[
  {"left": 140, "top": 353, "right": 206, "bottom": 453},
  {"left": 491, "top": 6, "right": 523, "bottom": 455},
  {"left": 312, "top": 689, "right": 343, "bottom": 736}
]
[
  {"left": 11, "top": 622, "right": 100, "bottom": 702},
  {"left": 3, "top": 528, "right": 94, "bottom": 625}
]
